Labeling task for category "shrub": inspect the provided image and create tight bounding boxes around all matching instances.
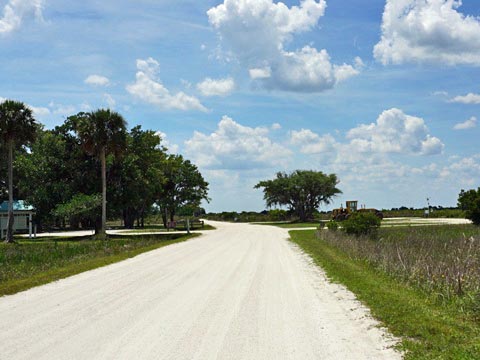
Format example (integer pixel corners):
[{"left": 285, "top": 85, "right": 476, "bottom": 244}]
[
  {"left": 325, "top": 220, "right": 339, "bottom": 231},
  {"left": 342, "top": 212, "right": 381, "bottom": 237},
  {"left": 458, "top": 188, "right": 480, "bottom": 225}
]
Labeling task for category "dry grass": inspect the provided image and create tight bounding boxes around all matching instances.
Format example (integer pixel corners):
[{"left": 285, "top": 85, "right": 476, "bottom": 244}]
[{"left": 317, "top": 225, "right": 480, "bottom": 315}]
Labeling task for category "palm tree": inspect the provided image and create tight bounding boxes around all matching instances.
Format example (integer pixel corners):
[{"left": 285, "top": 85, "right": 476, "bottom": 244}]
[
  {"left": 75, "top": 109, "right": 127, "bottom": 237},
  {"left": 0, "top": 100, "right": 37, "bottom": 243}
]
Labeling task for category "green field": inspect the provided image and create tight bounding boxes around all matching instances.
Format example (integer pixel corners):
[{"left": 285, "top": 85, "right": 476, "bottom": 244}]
[
  {"left": 117, "top": 224, "right": 216, "bottom": 233},
  {"left": 0, "top": 233, "right": 198, "bottom": 296}
]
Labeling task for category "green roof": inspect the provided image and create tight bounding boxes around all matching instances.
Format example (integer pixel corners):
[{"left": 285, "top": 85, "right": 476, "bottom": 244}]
[{"left": 0, "top": 200, "right": 34, "bottom": 212}]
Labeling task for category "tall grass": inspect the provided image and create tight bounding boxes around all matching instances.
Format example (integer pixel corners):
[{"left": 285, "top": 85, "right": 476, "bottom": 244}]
[
  {"left": 317, "top": 225, "right": 480, "bottom": 315},
  {"left": 0, "top": 234, "right": 187, "bottom": 285}
]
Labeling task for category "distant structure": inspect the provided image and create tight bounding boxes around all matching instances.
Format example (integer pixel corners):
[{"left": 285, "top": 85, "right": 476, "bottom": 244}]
[{"left": 0, "top": 200, "right": 35, "bottom": 239}]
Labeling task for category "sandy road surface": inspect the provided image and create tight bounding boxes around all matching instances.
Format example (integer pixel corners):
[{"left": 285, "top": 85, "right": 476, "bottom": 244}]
[{"left": 0, "top": 221, "right": 400, "bottom": 360}]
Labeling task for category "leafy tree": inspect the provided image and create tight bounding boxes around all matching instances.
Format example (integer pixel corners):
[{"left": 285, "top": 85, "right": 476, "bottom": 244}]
[
  {"left": 16, "top": 122, "right": 98, "bottom": 229},
  {"left": 74, "top": 109, "right": 127, "bottom": 236},
  {"left": 109, "top": 126, "right": 167, "bottom": 228},
  {"left": 255, "top": 170, "right": 341, "bottom": 222},
  {"left": 0, "top": 100, "right": 38, "bottom": 243},
  {"left": 52, "top": 193, "right": 101, "bottom": 227},
  {"left": 156, "top": 154, "right": 209, "bottom": 227},
  {"left": 458, "top": 188, "right": 480, "bottom": 225}
]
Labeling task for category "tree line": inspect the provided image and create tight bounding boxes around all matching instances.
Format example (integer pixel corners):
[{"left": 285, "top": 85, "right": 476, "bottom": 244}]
[{"left": 0, "top": 100, "right": 209, "bottom": 242}]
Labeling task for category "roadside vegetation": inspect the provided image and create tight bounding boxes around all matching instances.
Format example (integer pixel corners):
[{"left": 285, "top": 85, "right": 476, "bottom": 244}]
[
  {"left": 0, "top": 233, "right": 197, "bottom": 296},
  {"left": 117, "top": 224, "right": 216, "bottom": 233},
  {"left": 0, "top": 100, "right": 209, "bottom": 239},
  {"left": 291, "top": 225, "right": 480, "bottom": 358}
]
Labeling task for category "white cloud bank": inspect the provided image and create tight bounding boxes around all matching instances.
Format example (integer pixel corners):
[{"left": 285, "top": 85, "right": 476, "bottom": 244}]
[
  {"left": 450, "top": 92, "right": 480, "bottom": 104},
  {"left": 126, "top": 57, "right": 207, "bottom": 112},
  {"left": 454, "top": 116, "right": 477, "bottom": 130},
  {"left": 374, "top": 0, "right": 480, "bottom": 66},
  {"left": 185, "top": 115, "right": 291, "bottom": 169},
  {"left": 85, "top": 75, "right": 110, "bottom": 87},
  {"left": 347, "top": 108, "right": 444, "bottom": 155},
  {"left": 197, "top": 77, "right": 235, "bottom": 97},
  {"left": 0, "top": 0, "right": 44, "bottom": 34},
  {"left": 290, "top": 129, "right": 337, "bottom": 154},
  {"left": 207, "top": 0, "right": 360, "bottom": 92}
]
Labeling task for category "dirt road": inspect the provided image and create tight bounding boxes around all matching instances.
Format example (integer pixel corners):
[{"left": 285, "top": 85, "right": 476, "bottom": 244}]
[{"left": 0, "top": 221, "right": 400, "bottom": 359}]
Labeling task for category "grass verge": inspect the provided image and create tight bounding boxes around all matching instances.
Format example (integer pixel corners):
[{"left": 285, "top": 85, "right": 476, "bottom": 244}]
[
  {"left": 289, "top": 230, "right": 480, "bottom": 359},
  {"left": 0, "top": 233, "right": 198, "bottom": 297},
  {"left": 118, "top": 224, "right": 216, "bottom": 233}
]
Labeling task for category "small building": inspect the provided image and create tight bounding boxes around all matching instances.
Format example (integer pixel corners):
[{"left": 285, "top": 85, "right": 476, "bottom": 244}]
[{"left": 0, "top": 200, "right": 35, "bottom": 239}]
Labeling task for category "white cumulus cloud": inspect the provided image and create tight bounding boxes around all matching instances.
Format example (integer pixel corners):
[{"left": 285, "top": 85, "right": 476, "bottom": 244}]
[
  {"left": 449, "top": 92, "right": 480, "bottom": 104},
  {"left": 197, "top": 77, "right": 235, "bottom": 97},
  {"left": 290, "top": 128, "right": 337, "bottom": 154},
  {"left": 208, "top": 0, "right": 360, "bottom": 92},
  {"left": 85, "top": 75, "right": 110, "bottom": 87},
  {"left": 374, "top": 0, "right": 480, "bottom": 66},
  {"left": 346, "top": 108, "right": 444, "bottom": 155},
  {"left": 0, "top": 0, "right": 44, "bottom": 34},
  {"left": 126, "top": 57, "right": 207, "bottom": 112},
  {"left": 185, "top": 115, "right": 292, "bottom": 169},
  {"left": 454, "top": 116, "right": 477, "bottom": 130}
]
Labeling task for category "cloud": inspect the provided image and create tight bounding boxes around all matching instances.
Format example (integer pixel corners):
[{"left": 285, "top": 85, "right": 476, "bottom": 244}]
[
  {"left": 84, "top": 75, "right": 110, "bottom": 87},
  {"left": 347, "top": 108, "right": 444, "bottom": 155},
  {"left": 374, "top": 0, "right": 480, "bottom": 66},
  {"left": 249, "top": 67, "right": 271, "bottom": 80},
  {"left": 154, "top": 131, "right": 179, "bottom": 153},
  {"left": 184, "top": 115, "right": 292, "bottom": 169},
  {"left": 445, "top": 154, "right": 480, "bottom": 187},
  {"left": 126, "top": 57, "right": 207, "bottom": 112},
  {"left": 197, "top": 77, "right": 235, "bottom": 97},
  {"left": 103, "top": 93, "right": 116, "bottom": 109},
  {"left": 30, "top": 105, "right": 50, "bottom": 118},
  {"left": 449, "top": 92, "right": 480, "bottom": 104},
  {"left": 454, "top": 116, "right": 477, "bottom": 130},
  {"left": 207, "top": 0, "right": 360, "bottom": 92},
  {"left": 290, "top": 129, "right": 337, "bottom": 154},
  {"left": 0, "top": 0, "right": 44, "bottom": 34}
]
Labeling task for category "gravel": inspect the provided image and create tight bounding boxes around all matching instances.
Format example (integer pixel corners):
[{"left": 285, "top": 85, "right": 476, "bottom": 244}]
[{"left": 0, "top": 221, "right": 401, "bottom": 359}]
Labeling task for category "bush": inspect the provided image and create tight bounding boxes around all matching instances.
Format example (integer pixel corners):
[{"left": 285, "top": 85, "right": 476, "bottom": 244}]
[
  {"left": 458, "top": 188, "right": 480, "bottom": 225},
  {"left": 325, "top": 220, "right": 339, "bottom": 231},
  {"left": 342, "top": 212, "right": 381, "bottom": 237}
]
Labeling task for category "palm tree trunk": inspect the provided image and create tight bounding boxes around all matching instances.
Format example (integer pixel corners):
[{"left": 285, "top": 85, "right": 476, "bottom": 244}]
[
  {"left": 6, "top": 140, "right": 14, "bottom": 243},
  {"left": 100, "top": 146, "right": 107, "bottom": 237}
]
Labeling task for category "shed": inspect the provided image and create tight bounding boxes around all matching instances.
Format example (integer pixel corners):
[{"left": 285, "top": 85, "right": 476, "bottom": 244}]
[{"left": 0, "top": 200, "right": 35, "bottom": 239}]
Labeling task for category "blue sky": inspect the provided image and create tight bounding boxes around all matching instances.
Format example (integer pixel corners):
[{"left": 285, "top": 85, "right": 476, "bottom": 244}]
[{"left": 1, "top": 0, "right": 479, "bottom": 212}]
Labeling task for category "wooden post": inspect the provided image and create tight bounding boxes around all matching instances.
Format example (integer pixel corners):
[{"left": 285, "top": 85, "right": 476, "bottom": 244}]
[{"left": 28, "top": 213, "right": 33, "bottom": 239}]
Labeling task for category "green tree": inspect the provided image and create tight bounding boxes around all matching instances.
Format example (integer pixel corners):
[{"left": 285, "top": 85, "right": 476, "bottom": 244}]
[
  {"left": 110, "top": 126, "right": 167, "bottom": 228},
  {"left": 16, "top": 125, "right": 99, "bottom": 229},
  {"left": 74, "top": 109, "right": 127, "bottom": 237},
  {"left": 52, "top": 193, "right": 101, "bottom": 227},
  {"left": 156, "top": 155, "right": 209, "bottom": 227},
  {"left": 0, "top": 100, "right": 38, "bottom": 243},
  {"left": 458, "top": 188, "right": 480, "bottom": 225},
  {"left": 255, "top": 170, "right": 341, "bottom": 222}
]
